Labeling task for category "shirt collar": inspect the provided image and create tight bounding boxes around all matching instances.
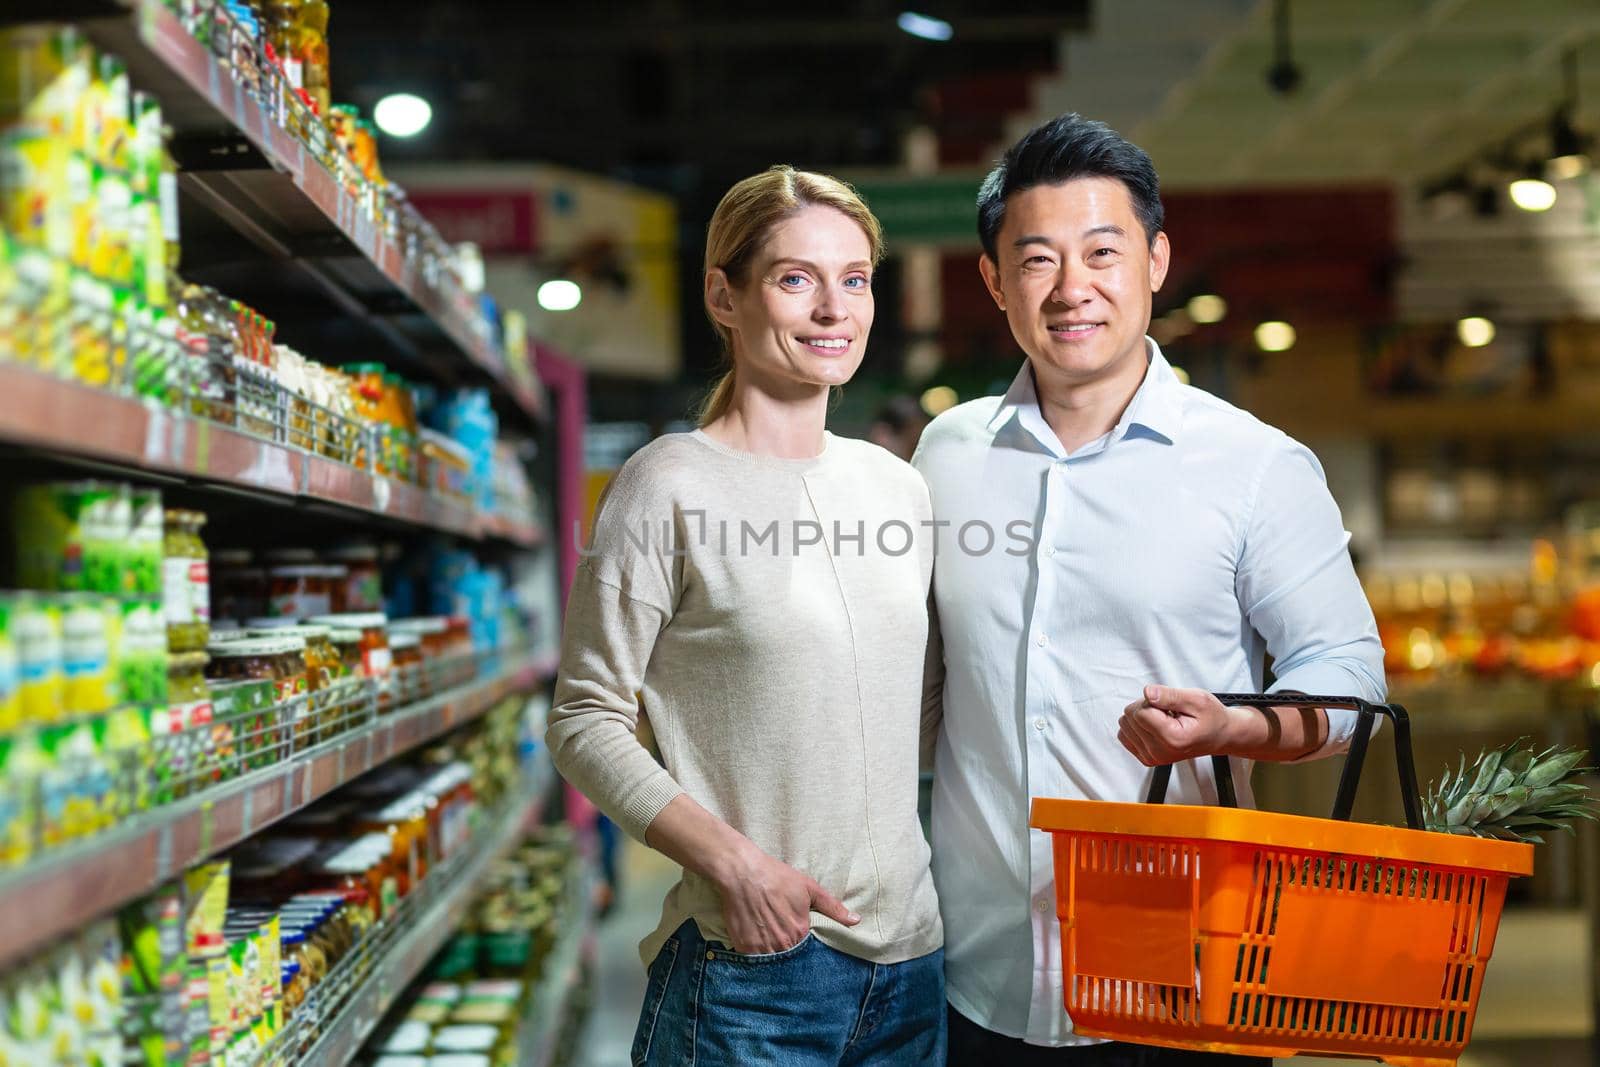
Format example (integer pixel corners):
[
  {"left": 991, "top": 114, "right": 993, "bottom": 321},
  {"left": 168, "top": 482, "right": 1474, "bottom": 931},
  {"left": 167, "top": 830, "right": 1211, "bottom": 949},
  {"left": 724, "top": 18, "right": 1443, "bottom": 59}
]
[{"left": 985, "top": 337, "right": 1184, "bottom": 449}]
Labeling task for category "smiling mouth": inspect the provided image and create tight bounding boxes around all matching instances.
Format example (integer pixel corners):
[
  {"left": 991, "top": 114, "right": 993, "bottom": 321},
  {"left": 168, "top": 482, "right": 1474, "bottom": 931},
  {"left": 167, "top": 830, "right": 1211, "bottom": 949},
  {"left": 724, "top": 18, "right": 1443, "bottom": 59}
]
[
  {"left": 798, "top": 337, "right": 851, "bottom": 353},
  {"left": 1048, "top": 323, "right": 1103, "bottom": 339}
]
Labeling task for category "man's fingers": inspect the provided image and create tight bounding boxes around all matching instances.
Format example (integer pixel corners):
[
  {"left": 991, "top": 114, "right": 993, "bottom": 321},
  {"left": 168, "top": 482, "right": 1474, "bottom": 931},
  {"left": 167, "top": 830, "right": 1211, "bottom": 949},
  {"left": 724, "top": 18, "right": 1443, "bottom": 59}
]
[
  {"left": 1143, "top": 684, "right": 1206, "bottom": 715},
  {"left": 808, "top": 881, "right": 861, "bottom": 926},
  {"left": 1118, "top": 722, "right": 1157, "bottom": 766}
]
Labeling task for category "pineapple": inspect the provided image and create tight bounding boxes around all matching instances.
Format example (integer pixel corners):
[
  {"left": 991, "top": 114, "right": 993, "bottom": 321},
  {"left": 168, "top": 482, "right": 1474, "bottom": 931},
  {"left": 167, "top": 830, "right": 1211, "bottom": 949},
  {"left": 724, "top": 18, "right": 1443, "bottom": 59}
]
[{"left": 1423, "top": 739, "right": 1600, "bottom": 844}]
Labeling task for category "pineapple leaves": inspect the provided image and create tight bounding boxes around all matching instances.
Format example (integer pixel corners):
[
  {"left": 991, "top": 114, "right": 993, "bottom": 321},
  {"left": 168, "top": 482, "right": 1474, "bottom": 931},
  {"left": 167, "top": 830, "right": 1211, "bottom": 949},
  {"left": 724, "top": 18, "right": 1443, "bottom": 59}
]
[{"left": 1422, "top": 739, "right": 1599, "bottom": 846}]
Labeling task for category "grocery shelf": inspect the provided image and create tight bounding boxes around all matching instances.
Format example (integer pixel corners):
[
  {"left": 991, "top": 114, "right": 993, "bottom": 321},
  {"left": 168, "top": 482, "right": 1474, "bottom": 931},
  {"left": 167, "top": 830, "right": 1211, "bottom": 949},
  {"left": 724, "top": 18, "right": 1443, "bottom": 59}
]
[
  {"left": 0, "top": 648, "right": 558, "bottom": 970},
  {"left": 516, "top": 871, "right": 599, "bottom": 1067},
  {"left": 73, "top": 1, "right": 544, "bottom": 423},
  {"left": 286, "top": 757, "right": 555, "bottom": 1065},
  {"left": 0, "top": 364, "right": 544, "bottom": 547}
]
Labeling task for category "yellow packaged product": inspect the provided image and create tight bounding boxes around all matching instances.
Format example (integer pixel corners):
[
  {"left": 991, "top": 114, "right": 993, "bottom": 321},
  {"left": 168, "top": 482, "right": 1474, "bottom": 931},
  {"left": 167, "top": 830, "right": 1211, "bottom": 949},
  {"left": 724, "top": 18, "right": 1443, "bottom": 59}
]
[{"left": 14, "top": 595, "right": 62, "bottom": 724}]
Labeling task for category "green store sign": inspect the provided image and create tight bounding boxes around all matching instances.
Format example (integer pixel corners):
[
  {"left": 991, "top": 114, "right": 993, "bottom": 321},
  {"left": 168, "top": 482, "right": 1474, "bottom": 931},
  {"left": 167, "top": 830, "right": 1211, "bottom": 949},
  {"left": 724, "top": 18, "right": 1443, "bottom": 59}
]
[{"left": 849, "top": 173, "right": 985, "bottom": 246}]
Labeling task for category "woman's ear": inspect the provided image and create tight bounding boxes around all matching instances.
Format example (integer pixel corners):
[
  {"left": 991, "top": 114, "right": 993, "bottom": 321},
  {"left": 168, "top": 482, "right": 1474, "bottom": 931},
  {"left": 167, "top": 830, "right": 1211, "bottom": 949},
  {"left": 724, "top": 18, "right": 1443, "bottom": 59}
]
[{"left": 705, "top": 268, "right": 738, "bottom": 329}]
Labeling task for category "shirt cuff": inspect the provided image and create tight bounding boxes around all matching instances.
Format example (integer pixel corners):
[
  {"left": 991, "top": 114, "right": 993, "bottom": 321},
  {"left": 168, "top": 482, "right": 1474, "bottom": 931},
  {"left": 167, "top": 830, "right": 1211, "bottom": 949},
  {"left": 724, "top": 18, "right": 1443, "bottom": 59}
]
[
  {"left": 1268, "top": 663, "right": 1383, "bottom": 763},
  {"left": 619, "top": 771, "right": 687, "bottom": 843}
]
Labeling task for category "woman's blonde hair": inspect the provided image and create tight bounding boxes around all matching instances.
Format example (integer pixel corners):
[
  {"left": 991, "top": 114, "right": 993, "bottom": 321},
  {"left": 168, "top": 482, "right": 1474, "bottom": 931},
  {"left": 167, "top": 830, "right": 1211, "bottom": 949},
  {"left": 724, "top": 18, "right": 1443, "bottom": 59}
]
[{"left": 699, "top": 165, "right": 885, "bottom": 426}]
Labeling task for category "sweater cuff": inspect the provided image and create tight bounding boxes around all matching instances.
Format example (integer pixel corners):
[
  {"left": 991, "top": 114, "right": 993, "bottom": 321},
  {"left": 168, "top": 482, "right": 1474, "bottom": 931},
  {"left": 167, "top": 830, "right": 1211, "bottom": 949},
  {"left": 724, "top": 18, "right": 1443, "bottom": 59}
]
[{"left": 619, "top": 771, "right": 687, "bottom": 843}]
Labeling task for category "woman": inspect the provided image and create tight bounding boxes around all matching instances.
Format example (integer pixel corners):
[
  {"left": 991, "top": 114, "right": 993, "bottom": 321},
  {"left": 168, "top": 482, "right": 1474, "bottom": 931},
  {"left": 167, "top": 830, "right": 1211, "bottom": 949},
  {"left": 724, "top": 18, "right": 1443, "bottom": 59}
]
[{"left": 547, "top": 166, "right": 945, "bottom": 1066}]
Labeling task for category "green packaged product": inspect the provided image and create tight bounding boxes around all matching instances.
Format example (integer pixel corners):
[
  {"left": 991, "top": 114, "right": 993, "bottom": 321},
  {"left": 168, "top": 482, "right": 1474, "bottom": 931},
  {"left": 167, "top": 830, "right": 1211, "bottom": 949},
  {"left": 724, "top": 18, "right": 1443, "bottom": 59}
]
[
  {"left": 129, "top": 488, "right": 164, "bottom": 597},
  {"left": 118, "top": 599, "right": 166, "bottom": 706},
  {"left": 0, "top": 594, "right": 20, "bottom": 732},
  {"left": 0, "top": 731, "right": 43, "bottom": 867},
  {"left": 13, "top": 481, "right": 134, "bottom": 595}
]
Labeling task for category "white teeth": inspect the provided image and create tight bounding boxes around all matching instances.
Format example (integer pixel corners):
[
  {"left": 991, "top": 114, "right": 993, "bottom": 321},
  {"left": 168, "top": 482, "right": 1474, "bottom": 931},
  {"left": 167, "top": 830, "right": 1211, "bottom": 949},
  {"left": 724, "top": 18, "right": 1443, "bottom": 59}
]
[
  {"left": 1055, "top": 324, "right": 1096, "bottom": 333},
  {"left": 803, "top": 338, "right": 848, "bottom": 349}
]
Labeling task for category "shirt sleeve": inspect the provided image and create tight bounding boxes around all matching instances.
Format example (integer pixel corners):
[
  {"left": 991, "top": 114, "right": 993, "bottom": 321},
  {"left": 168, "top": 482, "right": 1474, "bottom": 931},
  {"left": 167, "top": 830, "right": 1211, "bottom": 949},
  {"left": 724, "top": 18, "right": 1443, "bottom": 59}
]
[
  {"left": 544, "top": 468, "right": 688, "bottom": 842},
  {"left": 920, "top": 592, "right": 944, "bottom": 773},
  {"left": 1235, "top": 438, "right": 1387, "bottom": 761}
]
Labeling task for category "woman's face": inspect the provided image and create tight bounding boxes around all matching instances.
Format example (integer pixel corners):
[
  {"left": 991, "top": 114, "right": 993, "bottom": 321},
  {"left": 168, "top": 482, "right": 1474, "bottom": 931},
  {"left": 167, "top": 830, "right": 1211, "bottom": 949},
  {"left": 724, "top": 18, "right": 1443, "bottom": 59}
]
[{"left": 709, "top": 204, "right": 875, "bottom": 394}]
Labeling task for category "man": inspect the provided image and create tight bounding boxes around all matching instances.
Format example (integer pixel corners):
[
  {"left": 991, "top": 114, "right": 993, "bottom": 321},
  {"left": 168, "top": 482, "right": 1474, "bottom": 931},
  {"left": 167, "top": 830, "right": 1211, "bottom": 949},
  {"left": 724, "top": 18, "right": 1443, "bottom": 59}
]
[{"left": 912, "top": 113, "right": 1385, "bottom": 1064}]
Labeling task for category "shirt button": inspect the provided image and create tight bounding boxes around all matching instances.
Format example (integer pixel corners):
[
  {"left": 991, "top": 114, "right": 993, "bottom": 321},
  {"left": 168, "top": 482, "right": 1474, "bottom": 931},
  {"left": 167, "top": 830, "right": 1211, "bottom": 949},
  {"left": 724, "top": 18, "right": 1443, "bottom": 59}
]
[
  {"left": 1036, "top": 899, "right": 1050, "bottom": 913},
  {"left": 1044, "top": 545, "right": 1056, "bottom": 557},
  {"left": 1034, "top": 717, "right": 1047, "bottom": 732},
  {"left": 1036, "top": 633, "right": 1048, "bottom": 647}
]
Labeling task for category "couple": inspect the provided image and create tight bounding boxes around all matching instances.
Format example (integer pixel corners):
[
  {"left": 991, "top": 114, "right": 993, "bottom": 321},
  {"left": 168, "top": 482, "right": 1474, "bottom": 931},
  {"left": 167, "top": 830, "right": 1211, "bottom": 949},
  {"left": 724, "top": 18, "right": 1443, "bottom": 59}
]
[{"left": 548, "top": 114, "right": 1385, "bottom": 1067}]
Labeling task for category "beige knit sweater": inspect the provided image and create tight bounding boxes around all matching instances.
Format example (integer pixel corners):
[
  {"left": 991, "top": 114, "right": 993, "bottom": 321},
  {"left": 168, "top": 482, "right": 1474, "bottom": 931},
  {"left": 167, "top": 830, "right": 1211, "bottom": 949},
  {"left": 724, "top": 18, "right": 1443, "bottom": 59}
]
[{"left": 546, "top": 430, "right": 943, "bottom": 967}]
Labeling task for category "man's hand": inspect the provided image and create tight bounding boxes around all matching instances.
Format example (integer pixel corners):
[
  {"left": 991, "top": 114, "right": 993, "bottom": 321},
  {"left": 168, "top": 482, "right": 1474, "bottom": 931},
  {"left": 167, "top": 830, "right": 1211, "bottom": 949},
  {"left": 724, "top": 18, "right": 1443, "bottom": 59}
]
[
  {"left": 1118, "top": 685, "right": 1245, "bottom": 766},
  {"left": 712, "top": 842, "right": 860, "bottom": 955}
]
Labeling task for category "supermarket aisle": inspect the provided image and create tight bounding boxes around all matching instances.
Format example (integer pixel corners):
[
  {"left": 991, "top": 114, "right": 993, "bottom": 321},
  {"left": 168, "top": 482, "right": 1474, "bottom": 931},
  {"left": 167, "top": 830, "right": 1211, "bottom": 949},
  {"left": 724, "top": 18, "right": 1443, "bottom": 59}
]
[{"left": 570, "top": 840, "right": 681, "bottom": 1067}]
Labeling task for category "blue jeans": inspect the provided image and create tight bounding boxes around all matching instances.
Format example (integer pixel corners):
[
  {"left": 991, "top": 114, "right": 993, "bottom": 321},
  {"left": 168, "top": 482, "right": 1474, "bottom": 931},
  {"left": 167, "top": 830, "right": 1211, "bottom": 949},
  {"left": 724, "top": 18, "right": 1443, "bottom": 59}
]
[{"left": 631, "top": 919, "right": 947, "bottom": 1066}]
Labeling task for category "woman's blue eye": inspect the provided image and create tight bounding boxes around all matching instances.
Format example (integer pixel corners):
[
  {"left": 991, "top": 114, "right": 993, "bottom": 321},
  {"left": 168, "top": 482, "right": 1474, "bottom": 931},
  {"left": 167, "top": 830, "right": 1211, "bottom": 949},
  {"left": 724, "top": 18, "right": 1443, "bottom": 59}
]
[
  {"left": 844, "top": 275, "right": 870, "bottom": 289},
  {"left": 781, "top": 274, "right": 808, "bottom": 286}
]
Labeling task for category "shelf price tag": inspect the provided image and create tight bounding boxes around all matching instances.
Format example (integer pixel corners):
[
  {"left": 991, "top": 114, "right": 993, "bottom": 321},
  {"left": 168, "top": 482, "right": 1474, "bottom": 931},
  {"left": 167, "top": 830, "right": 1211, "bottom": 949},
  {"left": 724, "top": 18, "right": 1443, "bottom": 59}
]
[
  {"left": 197, "top": 800, "right": 215, "bottom": 857},
  {"left": 142, "top": 408, "right": 169, "bottom": 465},
  {"left": 372, "top": 476, "right": 392, "bottom": 513}
]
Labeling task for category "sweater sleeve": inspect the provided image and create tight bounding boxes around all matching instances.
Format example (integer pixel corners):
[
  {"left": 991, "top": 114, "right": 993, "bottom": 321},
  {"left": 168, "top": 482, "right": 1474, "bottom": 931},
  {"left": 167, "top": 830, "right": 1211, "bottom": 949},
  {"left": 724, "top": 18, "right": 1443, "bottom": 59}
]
[
  {"left": 545, "top": 457, "right": 688, "bottom": 842},
  {"left": 546, "top": 563, "right": 685, "bottom": 841}
]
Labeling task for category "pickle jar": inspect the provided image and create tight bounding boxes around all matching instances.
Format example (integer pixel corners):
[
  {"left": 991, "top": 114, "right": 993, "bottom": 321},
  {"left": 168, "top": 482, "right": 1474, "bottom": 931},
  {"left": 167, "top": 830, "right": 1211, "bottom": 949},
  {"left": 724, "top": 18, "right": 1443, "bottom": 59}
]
[{"left": 162, "top": 509, "right": 210, "bottom": 651}]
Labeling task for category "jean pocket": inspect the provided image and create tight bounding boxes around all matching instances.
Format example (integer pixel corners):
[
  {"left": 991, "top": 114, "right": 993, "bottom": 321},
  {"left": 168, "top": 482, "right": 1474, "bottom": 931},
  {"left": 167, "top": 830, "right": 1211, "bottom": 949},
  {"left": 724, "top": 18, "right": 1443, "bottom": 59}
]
[
  {"left": 705, "top": 931, "right": 814, "bottom": 965},
  {"left": 630, "top": 935, "right": 681, "bottom": 1067}
]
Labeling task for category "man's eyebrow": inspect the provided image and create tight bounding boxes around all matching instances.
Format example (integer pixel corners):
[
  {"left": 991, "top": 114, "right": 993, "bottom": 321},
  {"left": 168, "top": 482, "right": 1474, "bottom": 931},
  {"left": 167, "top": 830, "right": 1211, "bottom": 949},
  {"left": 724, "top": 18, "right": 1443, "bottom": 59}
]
[{"left": 1011, "top": 224, "right": 1127, "bottom": 248}]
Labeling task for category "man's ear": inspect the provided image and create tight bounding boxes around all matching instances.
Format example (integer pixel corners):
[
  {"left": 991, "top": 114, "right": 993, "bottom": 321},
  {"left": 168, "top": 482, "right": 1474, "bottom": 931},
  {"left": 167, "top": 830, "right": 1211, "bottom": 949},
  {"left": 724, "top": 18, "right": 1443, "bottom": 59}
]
[
  {"left": 978, "top": 254, "right": 1006, "bottom": 312},
  {"left": 705, "top": 268, "right": 738, "bottom": 329},
  {"left": 1148, "top": 231, "right": 1171, "bottom": 293}
]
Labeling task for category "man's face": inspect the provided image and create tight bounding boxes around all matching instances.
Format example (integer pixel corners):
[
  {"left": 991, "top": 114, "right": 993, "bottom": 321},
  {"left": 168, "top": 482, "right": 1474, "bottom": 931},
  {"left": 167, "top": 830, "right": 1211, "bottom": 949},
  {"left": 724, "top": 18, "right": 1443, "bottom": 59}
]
[{"left": 979, "top": 177, "right": 1169, "bottom": 387}]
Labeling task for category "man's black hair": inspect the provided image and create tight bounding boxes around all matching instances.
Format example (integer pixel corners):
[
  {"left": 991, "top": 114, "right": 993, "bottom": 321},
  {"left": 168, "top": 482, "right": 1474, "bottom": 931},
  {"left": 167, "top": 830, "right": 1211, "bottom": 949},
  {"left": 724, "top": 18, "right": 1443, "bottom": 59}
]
[{"left": 976, "top": 113, "right": 1164, "bottom": 259}]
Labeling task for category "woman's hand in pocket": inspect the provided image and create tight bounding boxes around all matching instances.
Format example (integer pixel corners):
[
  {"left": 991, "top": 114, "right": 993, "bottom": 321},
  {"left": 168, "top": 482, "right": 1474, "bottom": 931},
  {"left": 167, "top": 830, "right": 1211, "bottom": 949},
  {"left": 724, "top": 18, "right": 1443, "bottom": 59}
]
[{"left": 713, "top": 842, "right": 859, "bottom": 954}]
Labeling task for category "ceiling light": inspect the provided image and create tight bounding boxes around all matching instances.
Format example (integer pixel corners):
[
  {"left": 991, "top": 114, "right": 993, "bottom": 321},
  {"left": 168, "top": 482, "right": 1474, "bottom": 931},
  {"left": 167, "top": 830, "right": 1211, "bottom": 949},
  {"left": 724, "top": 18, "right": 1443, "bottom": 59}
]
[
  {"left": 1457, "top": 316, "right": 1495, "bottom": 348},
  {"left": 898, "top": 12, "right": 953, "bottom": 41},
  {"left": 1548, "top": 154, "right": 1589, "bottom": 181},
  {"left": 920, "top": 385, "right": 958, "bottom": 415},
  {"left": 1254, "top": 320, "right": 1296, "bottom": 353},
  {"left": 373, "top": 92, "right": 432, "bottom": 138},
  {"left": 1508, "top": 177, "right": 1557, "bottom": 212},
  {"left": 537, "top": 279, "right": 582, "bottom": 311},
  {"left": 1186, "top": 294, "right": 1227, "bottom": 324}
]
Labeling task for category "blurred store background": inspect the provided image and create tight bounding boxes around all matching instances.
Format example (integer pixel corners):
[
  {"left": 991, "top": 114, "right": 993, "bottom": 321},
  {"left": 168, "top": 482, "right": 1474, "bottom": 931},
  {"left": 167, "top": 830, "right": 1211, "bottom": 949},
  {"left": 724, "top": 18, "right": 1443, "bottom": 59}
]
[{"left": 4, "top": 0, "right": 1600, "bottom": 1064}]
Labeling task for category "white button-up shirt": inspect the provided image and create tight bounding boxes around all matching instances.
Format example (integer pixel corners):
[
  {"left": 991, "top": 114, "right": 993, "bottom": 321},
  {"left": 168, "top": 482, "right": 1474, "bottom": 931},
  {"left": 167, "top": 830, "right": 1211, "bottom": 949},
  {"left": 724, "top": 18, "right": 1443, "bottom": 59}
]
[{"left": 912, "top": 340, "right": 1385, "bottom": 1046}]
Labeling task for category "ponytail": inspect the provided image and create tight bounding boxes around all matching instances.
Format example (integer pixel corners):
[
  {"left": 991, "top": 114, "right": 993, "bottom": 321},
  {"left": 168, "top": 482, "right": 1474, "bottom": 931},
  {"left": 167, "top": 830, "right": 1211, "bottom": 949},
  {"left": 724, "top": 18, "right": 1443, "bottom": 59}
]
[{"left": 698, "top": 368, "right": 736, "bottom": 427}]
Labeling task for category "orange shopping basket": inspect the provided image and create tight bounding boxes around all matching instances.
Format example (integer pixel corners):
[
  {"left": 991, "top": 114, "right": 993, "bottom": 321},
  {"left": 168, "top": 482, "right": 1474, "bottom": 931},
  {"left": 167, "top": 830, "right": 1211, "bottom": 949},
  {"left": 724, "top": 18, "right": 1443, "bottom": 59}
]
[{"left": 1030, "top": 693, "right": 1534, "bottom": 1067}]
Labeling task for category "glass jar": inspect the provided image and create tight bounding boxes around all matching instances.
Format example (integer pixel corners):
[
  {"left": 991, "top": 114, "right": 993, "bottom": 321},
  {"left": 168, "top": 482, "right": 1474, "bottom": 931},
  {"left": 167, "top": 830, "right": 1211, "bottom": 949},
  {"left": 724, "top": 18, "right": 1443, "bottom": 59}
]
[
  {"left": 279, "top": 958, "right": 304, "bottom": 1019},
  {"left": 307, "top": 613, "right": 390, "bottom": 705},
  {"left": 327, "top": 545, "right": 381, "bottom": 612},
  {"left": 328, "top": 628, "right": 361, "bottom": 679},
  {"left": 157, "top": 650, "right": 212, "bottom": 800},
  {"left": 162, "top": 509, "right": 210, "bottom": 652},
  {"left": 390, "top": 632, "right": 421, "bottom": 703},
  {"left": 267, "top": 566, "right": 332, "bottom": 619}
]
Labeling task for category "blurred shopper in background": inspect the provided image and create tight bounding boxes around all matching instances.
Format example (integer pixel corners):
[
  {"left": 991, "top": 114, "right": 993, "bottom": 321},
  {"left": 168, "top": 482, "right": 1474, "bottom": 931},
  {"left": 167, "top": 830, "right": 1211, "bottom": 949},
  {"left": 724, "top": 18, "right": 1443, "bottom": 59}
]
[
  {"left": 914, "top": 114, "right": 1386, "bottom": 1065},
  {"left": 548, "top": 166, "right": 946, "bottom": 1066},
  {"left": 868, "top": 394, "right": 929, "bottom": 462}
]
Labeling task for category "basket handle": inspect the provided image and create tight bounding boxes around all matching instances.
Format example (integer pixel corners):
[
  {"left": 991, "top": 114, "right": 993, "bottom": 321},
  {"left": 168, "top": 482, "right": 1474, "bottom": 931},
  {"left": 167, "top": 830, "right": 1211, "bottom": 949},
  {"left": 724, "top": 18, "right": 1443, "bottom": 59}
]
[{"left": 1142, "top": 693, "right": 1424, "bottom": 830}]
